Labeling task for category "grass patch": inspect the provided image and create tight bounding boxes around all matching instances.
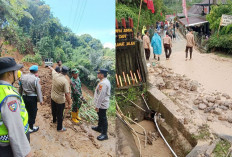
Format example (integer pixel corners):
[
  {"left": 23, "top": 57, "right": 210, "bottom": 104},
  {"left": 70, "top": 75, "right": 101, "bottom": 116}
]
[
  {"left": 192, "top": 124, "right": 210, "bottom": 140},
  {"left": 213, "top": 139, "right": 231, "bottom": 157},
  {"left": 215, "top": 52, "right": 232, "bottom": 59}
]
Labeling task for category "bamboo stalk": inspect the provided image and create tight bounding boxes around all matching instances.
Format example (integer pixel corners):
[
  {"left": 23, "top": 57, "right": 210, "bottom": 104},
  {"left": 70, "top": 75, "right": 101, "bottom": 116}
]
[
  {"left": 119, "top": 75, "right": 123, "bottom": 87},
  {"left": 136, "top": 0, "right": 143, "bottom": 35},
  {"left": 137, "top": 69, "right": 142, "bottom": 82},
  {"left": 123, "top": 72, "right": 127, "bottom": 86},
  {"left": 115, "top": 74, "right": 120, "bottom": 87},
  {"left": 127, "top": 74, "right": 131, "bottom": 85},
  {"left": 130, "top": 70, "right": 135, "bottom": 85},
  {"left": 134, "top": 73, "right": 138, "bottom": 84}
]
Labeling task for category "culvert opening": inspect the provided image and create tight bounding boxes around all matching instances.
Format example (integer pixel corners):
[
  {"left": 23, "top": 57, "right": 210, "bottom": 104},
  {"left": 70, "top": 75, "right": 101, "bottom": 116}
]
[{"left": 116, "top": 87, "right": 197, "bottom": 157}]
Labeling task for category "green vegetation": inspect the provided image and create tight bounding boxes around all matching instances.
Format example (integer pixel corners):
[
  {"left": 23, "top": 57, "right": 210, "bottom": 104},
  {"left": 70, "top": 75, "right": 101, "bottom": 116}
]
[
  {"left": 206, "top": 2, "right": 232, "bottom": 53},
  {"left": 213, "top": 139, "right": 231, "bottom": 157},
  {"left": 163, "top": 0, "right": 203, "bottom": 14},
  {"left": 116, "top": 0, "right": 166, "bottom": 32},
  {"left": 0, "top": 0, "right": 115, "bottom": 92},
  {"left": 192, "top": 124, "right": 211, "bottom": 140}
]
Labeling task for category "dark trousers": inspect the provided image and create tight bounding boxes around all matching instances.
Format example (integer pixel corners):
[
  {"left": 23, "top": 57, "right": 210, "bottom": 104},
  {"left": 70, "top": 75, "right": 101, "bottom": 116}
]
[
  {"left": 0, "top": 132, "right": 30, "bottom": 157},
  {"left": 185, "top": 46, "right": 193, "bottom": 59},
  {"left": 23, "top": 96, "right": 38, "bottom": 129},
  {"left": 144, "top": 48, "right": 150, "bottom": 60},
  {"left": 164, "top": 44, "right": 172, "bottom": 59},
  {"left": 97, "top": 109, "right": 108, "bottom": 135},
  {"left": 51, "top": 99, "right": 65, "bottom": 130}
]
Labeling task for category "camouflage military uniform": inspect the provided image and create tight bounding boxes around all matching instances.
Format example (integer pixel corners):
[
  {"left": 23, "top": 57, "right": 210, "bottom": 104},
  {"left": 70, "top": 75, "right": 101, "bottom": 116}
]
[{"left": 70, "top": 77, "right": 83, "bottom": 112}]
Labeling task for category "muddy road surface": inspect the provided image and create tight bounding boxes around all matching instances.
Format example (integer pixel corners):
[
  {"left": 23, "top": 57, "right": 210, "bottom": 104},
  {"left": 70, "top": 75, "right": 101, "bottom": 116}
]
[
  {"left": 30, "top": 67, "right": 116, "bottom": 157},
  {"left": 149, "top": 31, "right": 232, "bottom": 97}
]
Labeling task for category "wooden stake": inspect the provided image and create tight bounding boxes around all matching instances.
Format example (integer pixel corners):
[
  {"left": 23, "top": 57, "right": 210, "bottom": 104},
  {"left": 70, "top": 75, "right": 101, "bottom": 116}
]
[
  {"left": 137, "top": 69, "right": 142, "bottom": 82},
  {"left": 115, "top": 74, "right": 120, "bottom": 87},
  {"left": 123, "top": 72, "right": 127, "bottom": 86},
  {"left": 127, "top": 74, "right": 131, "bottom": 85},
  {"left": 119, "top": 75, "right": 123, "bottom": 87},
  {"left": 134, "top": 73, "right": 138, "bottom": 84},
  {"left": 130, "top": 70, "right": 135, "bottom": 85}
]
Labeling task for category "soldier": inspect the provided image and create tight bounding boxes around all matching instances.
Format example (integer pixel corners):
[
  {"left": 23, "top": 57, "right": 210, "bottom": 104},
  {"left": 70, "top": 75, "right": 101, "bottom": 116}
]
[
  {"left": 92, "top": 69, "right": 111, "bottom": 141},
  {"left": 70, "top": 68, "right": 86, "bottom": 123},
  {"left": 19, "top": 65, "right": 43, "bottom": 133},
  {"left": 0, "top": 57, "right": 31, "bottom": 157}
]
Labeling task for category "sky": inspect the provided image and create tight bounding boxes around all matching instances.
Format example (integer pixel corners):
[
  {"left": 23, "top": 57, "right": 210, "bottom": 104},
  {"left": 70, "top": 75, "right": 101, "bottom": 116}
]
[{"left": 43, "top": 0, "right": 115, "bottom": 49}]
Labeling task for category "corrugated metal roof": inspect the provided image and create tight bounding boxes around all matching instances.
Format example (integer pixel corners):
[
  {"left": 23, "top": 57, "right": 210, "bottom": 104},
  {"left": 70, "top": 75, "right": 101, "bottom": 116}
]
[{"left": 179, "top": 16, "right": 208, "bottom": 27}]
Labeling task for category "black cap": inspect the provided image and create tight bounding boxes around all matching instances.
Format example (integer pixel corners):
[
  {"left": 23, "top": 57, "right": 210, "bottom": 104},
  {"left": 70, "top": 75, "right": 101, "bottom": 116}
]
[
  {"left": 0, "top": 57, "right": 23, "bottom": 75},
  {"left": 61, "top": 66, "right": 69, "bottom": 74},
  {"left": 97, "top": 68, "right": 108, "bottom": 75}
]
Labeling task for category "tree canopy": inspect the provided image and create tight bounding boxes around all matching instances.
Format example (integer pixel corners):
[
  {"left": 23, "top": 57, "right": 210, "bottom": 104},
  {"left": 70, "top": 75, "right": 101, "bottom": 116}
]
[{"left": 0, "top": 0, "right": 115, "bottom": 92}]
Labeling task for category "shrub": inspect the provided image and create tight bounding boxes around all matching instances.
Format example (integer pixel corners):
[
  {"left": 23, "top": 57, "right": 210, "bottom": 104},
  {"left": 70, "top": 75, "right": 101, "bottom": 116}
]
[{"left": 22, "top": 53, "right": 42, "bottom": 65}]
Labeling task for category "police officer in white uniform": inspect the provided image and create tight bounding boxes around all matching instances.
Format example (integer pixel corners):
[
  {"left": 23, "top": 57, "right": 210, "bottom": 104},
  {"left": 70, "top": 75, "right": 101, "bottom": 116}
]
[
  {"left": 0, "top": 57, "right": 31, "bottom": 157},
  {"left": 92, "top": 69, "right": 111, "bottom": 141}
]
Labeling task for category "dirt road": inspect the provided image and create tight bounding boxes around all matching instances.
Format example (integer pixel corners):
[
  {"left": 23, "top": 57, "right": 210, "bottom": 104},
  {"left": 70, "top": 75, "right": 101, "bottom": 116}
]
[
  {"left": 30, "top": 67, "right": 116, "bottom": 157},
  {"left": 149, "top": 31, "right": 232, "bottom": 97}
]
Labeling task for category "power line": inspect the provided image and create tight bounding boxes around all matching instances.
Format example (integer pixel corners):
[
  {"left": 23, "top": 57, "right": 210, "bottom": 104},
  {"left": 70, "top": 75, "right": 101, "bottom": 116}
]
[
  {"left": 75, "top": 0, "right": 88, "bottom": 33},
  {"left": 69, "top": 0, "right": 74, "bottom": 27},
  {"left": 72, "top": 0, "right": 81, "bottom": 29}
]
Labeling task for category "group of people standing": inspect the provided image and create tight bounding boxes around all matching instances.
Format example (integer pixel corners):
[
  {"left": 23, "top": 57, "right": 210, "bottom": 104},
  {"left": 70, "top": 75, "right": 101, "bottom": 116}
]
[
  {"left": 141, "top": 21, "right": 195, "bottom": 61},
  {"left": 0, "top": 57, "right": 111, "bottom": 156}
]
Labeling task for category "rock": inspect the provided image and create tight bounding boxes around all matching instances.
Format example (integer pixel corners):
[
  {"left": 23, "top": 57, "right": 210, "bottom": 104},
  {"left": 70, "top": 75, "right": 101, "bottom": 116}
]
[
  {"left": 184, "top": 118, "right": 190, "bottom": 125},
  {"left": 218, "top": 115, "right": 227, "bottom": 121},
  {"left": 204, "top": 107, "right": 215, "bottom": 113},
  {"left": 156, "top": 78, "right": 165, "bottom": 87},
  {"left": 190, "top": 80, "right": 198, "bottom": 91},
  {"left": 207, "top": 116, "right": 214, "bottom": 121},
  {"left": 198, "top": 103, "right": 207, "bottom": 110},
  {"left": 165, "top": 81, "right": 172, "bottom": 89},
  {"left": 215, "top": 100, "right": 223, "bottom": 106},
  {"left": 218, "top": 106, "right": 228, "bottom": 110},
  {"left": 203, "top": 98, "right": 208, "bottom": 104},
  {"left": 213, "top": 108, "right": 222, "bottom": 115},
  {"left": 193, "top": 99, "right": 200, "bottom": 105},
  {"left": 215, "top": 95, "right": 221, "bottom": 100},
  {"left": 228, "top": 117, "right": 232, "bottom": 123},
  {"left": 207, "top": 103, "right": 214, "bottom": 107},
  {"left": 173, "top": 84, "right": 179, "bottom": 90},
  {"left": 222, "top": 93, "right": 231, "bottom": 99},
  {"left": 206, "top": 97, "right": 215, "bottom": 103},
  {"left": 224, "top": 101, "right": 232, "bottom": 107}
]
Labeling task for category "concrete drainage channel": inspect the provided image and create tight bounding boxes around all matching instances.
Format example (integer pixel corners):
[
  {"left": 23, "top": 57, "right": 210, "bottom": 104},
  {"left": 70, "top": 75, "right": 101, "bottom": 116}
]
[{"left": 116, "top": 86, "right": 198, "bottom": 157}]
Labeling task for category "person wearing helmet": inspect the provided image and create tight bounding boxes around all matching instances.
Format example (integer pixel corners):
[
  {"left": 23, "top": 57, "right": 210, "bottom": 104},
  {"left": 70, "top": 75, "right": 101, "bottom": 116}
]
[
  {"left": 19, "top": 65, "right": 43, "bottom": 133},
  {"left": 70, "top": 68, "right": 86, "bottom": 123},
  {"left": 48, "top": 66, "right": 71, "bottom": 132},
  {"left": 0, "top": 57, "right": 31, "bottom": 157}
]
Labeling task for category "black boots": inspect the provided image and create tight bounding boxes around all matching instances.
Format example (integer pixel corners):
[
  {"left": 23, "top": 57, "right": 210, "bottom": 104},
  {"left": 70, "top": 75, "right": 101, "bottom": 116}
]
[
  {"left": 97, "top": 134, "right": 108, "bottom": 141},
  {"left": 91, "top": 126, "right": 102, "bottom": 133}
]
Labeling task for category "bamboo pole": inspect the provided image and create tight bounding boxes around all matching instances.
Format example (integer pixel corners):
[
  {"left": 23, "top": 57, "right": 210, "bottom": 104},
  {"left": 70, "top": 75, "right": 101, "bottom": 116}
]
[
  {"left": 137, "top": 69, "right": 142, "bottom": 82},
  {"left": 127, "top": 74, "right": 131, "bottom": 85},
  {"left": 134, "top": 73, "right": 138, "bottom": 84},
  {"left": 123, "top": 72, "right": 127, "bottom": 86},
  {"left": 119, "top": 75, "right": 123, "bottom": 87},
  {"left": 136, "top": 0, "right": 143, "bottom": 35},
  {"left": 115, "top": 74, "right": 120, "bottom": 87},
  {"left": 130, "top": 70, "right": 135, "bottom": 85}
]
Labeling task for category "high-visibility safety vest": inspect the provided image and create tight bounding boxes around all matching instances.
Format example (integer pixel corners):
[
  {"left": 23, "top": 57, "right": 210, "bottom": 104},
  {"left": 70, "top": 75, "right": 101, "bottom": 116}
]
[{"left": 0, "top": 84, "right": 29, "bottom": 143}]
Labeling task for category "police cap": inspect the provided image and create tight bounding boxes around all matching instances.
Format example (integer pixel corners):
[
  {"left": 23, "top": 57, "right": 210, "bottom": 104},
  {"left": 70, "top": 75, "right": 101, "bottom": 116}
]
[
  {"left": 61, "top": 66, "right": 69, "bottom": 74},
  {"left": 97, "top": 68, "right": 108, "bottom": 75},
  {"left": 0, "top": 57, "right": 23, "bottom": 75}
]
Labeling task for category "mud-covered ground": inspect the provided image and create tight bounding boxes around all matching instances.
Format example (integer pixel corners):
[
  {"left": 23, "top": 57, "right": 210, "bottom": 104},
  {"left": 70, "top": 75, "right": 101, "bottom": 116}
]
[{"left": 26, "top": 66, "right": 116, "bottom": 157}]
